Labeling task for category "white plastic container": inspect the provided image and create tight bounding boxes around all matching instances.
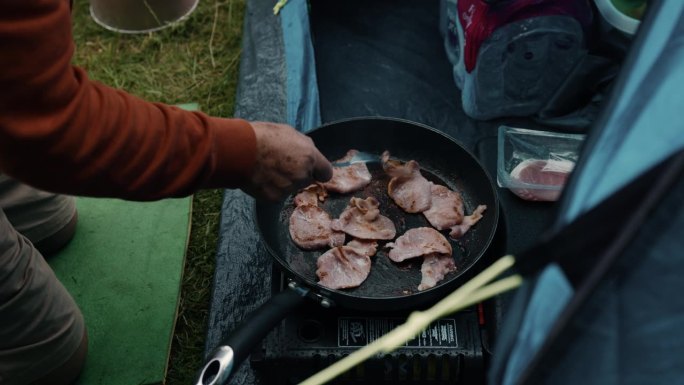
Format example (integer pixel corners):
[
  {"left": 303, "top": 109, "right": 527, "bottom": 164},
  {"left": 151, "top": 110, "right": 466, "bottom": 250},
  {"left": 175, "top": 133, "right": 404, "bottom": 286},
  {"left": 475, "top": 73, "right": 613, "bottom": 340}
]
[
  {"left": 90, "top": 0, "right": 199, "bottom": 34},
  {"left": 497, "top": 126, "right": 585, "bottom": 202},
  {"left": 594, "top": 0, "right": 644, "bottom": 36}
]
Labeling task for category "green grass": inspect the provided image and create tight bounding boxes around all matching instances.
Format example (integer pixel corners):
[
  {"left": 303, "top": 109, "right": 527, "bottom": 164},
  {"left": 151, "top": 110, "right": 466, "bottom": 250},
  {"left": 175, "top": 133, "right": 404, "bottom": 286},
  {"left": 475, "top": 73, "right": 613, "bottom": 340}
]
[{"left": 70, "top": 1, "right": 246, "bottom": 383}]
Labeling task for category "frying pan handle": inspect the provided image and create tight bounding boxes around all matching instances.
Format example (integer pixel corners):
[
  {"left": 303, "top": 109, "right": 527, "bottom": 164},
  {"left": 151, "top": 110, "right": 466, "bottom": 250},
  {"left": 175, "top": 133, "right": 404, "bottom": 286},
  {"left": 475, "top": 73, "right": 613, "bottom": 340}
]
[{"left": 194, "top": 284, "right": 310, "bottom": 385}]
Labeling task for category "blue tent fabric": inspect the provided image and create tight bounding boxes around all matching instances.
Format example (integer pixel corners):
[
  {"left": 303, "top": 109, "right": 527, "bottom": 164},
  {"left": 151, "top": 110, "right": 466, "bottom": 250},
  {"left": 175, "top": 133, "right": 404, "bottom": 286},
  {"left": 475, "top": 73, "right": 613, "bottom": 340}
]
[
  {"left": 280, "top": 0, "right": 322, "bottom": 131},
  {"left": 522, "top": 172, "right": 684, "bottom": 385},
  {"left": 560, "top": 0, "right": 684, "bottom": 225},
  {"left": 492, "top": 2, "right": 684, "bottom": 384},
  {"left": 500, "top": 264, "right": 572, "bottom": 385}
]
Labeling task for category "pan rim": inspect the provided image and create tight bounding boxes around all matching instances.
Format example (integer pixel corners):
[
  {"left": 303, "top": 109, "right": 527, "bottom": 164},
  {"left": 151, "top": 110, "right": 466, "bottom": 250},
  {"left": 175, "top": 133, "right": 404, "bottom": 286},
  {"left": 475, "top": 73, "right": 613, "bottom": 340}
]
[{"left": 254, "top": 116, "right": 500, "bottom": 305}]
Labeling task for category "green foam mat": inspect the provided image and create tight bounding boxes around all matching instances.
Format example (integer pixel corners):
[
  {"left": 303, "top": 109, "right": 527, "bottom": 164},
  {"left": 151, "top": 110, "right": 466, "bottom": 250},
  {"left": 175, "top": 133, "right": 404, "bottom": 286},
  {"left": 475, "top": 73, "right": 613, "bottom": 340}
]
[{"left": 49, "top": 197, "right": 191, "bottom": 385}]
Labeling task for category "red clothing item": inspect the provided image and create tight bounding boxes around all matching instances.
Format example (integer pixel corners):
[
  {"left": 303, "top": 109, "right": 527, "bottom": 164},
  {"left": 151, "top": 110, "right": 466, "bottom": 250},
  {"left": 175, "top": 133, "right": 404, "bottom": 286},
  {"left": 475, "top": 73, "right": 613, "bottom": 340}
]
[
  {"left": 458, "top": 0, "right": 593, "bottom": 72},
  {"left": 0, "top": 0, "right": 256, "bottom": 201}
]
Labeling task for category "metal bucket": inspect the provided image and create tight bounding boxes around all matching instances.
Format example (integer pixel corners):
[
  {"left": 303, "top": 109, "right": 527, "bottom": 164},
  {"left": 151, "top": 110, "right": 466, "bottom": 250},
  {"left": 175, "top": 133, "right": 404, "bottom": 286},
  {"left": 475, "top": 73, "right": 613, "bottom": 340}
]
[{"left": 90, "top": 0, "right": 200, "bottom": 34}]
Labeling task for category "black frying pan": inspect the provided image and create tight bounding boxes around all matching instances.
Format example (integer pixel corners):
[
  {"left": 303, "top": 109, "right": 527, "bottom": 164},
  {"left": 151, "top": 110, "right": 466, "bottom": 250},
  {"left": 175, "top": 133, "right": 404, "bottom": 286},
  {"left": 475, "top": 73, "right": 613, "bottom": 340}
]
[{"left": 196, "top": 117, "right": 499, "bottom": 385}]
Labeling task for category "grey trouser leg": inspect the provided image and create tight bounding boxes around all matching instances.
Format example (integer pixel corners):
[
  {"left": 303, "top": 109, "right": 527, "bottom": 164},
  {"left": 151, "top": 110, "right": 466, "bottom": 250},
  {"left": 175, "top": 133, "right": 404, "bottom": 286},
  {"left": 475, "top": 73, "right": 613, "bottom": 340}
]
[
  {"left": 0, "top": 176, "right": 84, "bottom": 385},
  {"left": 0, "top": 175, "right": 76, "bottom": 244}
]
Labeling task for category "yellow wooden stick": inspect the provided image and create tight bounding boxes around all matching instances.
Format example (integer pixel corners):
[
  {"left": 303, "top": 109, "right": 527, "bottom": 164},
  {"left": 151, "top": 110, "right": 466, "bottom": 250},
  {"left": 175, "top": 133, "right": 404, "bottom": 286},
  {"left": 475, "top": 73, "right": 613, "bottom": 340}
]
[
  {"left": 273, "top": 0, "right": 288, "bottom": 15},
  {"left": 298, "top": 255, "right": 520, "bottom": 385},
  {"left": 444, "top": 275, "right": 522, "bottom": 313}
]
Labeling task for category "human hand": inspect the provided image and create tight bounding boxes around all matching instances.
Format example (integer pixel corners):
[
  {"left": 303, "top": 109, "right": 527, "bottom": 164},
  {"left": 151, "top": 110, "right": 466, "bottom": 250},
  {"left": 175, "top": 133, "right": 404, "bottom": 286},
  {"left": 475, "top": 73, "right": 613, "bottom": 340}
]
[{"left": 242, "top": 121, "right": 333, "bottom": 201}]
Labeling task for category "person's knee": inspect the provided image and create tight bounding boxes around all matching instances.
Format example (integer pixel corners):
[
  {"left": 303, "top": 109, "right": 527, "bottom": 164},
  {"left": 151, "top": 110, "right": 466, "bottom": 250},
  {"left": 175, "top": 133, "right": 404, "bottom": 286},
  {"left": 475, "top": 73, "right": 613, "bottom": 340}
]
[
  {"left": 1, "top": 304, "right": 88, "bottom": 385},
  {"left": 33, "top": 208, "right": 78, "bottom": 256},
  {"left": 0, "top": 176, "right": 78, "bottom": 256},
  {"left": 0, "top": 216, "right": 86, "bottom": 385},
  {"left": 30, "top": 328, "right": 88, "bottom": 385}
]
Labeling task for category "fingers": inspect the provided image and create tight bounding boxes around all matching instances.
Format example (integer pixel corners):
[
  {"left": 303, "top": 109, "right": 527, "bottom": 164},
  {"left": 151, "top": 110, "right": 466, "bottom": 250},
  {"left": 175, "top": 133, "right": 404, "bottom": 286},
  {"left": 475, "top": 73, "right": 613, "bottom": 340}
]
[
  {"left": 311, "top": 148, "right": 333, "bottom": 182},
  {"left": 245, "top": 120, "right": 333, "bottom": 202}
]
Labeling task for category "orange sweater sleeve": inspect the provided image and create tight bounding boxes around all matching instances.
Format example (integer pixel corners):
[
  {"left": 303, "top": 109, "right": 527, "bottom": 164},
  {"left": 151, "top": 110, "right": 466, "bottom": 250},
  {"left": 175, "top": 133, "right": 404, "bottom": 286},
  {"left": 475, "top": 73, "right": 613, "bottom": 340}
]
[{"left": 0, "top": 0, "right": 256, "bottom": 201}]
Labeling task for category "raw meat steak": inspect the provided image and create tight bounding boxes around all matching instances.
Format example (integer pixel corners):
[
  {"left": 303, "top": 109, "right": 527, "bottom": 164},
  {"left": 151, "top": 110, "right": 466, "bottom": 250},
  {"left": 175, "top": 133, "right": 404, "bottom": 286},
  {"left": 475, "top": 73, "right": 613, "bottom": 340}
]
[
  {"left": 509, "top": 159, "right": 574, "bottom": 202},
  {"left": 423, "top": 184, "right": 465, "bottom": 230},
  {"left": 331, "top": 197, "right": 396, "bottom": 240},
  {"left": 418, "top": 253, "right": 456, "bottom": 291},
  {"left": 316, "top": 244, "right": 372, "bottom": 290},
  {"left": 322, "top": 150, "right": 372, "bottom": 194},
  {"left": 382, "top": 151, "right": 432, "bottom": 213},
  {"left": 385, "top": 227, "right": 452, "bottom": 263},
  {"left": 289, "top": 205, "right": 346, "bottom": 250},
  {"left": 449, "top": 205, "right": 487, "bottom": 239}
]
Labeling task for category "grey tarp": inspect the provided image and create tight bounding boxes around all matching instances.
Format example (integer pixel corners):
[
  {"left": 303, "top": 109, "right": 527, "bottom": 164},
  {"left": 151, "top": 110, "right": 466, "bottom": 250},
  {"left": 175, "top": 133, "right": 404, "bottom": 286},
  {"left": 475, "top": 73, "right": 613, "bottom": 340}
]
[
  {"left": 203, "top": 1, "right": 288, "bottom": 384},
  {"left": 203, "top": 0, "right": 637, "bottom": 384}
]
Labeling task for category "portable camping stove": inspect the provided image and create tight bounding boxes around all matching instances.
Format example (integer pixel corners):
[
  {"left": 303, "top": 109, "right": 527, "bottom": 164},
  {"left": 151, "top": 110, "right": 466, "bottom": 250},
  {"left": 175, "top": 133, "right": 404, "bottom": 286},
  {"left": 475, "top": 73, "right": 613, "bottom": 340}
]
[{"left": 249, "top": 269, "right": 487, "bottom": 385}]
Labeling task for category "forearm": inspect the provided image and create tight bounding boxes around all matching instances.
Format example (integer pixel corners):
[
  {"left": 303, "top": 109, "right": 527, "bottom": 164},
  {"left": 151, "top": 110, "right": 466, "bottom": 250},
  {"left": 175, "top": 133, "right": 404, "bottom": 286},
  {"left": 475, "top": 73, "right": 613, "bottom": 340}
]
[{"left": 0, "top": 0, "right": 256, "bottom": 200}]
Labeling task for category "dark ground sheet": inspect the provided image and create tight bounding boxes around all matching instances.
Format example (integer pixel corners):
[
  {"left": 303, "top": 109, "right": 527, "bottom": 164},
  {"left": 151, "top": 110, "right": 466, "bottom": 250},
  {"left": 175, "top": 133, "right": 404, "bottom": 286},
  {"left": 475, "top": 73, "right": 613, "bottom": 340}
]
[{"left": 204, "top": 1, "right": 561, "bottom": 383}]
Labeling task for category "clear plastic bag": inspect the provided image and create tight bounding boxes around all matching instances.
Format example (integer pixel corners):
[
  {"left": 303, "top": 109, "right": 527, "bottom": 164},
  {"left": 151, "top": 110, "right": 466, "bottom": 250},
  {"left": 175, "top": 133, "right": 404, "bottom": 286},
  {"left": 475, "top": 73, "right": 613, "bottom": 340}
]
[{"left": 497, "top": 126, "right": 585, "bottom": 201}]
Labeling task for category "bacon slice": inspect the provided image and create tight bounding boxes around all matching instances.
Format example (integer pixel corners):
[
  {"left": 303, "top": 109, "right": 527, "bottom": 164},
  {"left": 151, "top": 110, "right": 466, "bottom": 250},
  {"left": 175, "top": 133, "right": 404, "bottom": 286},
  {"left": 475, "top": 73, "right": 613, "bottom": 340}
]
[
  {"left": 418, "top": 253, "right": 456, "bottom": 291},
  {"left": 289, "top": 205, "right": 346, "bottom": 250},
  {"left": 422, "top": 184, "right": 487, "bottom": 239},
  {"left": 382, "top": 151, "right": 432, "bottom": 213},
  {"left": 289, "top": 184, "right": 344, "bottom": 250},
  {"left": 293, "top": 184, "right": 328, "bottom": 207},
  {"left": 449, "top": 205, "right": 487, "bottom": 239},
  {"left": 345, "top": 238, "right": 379, "bottom": 257},
  {"left": 423, "top": 184, "right": 465, "bottom": 230},
  {"left": 322, "top": 150, "right": 372, "bottom": 194},
  {"left": 385, "top": 227, "right": 452, "bottom": 263},
  {"left": 316, "top": 239, "right": 378, "bottom": 290},
  {"left": 331, "top": 197, "right": 396, "bottom": 240}
]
